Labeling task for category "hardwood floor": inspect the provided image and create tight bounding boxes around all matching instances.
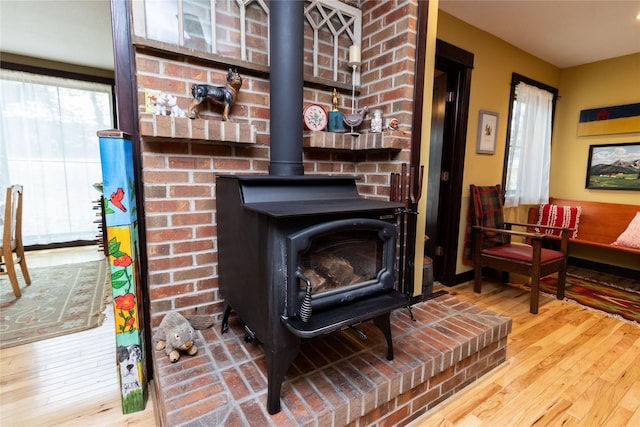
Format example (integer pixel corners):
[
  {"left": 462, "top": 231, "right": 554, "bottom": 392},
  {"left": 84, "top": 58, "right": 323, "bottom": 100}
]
[
  {"left": 409, "top": 280, "right": 640, "bottom": 427},
  {"left": 21, "top": 245, "right": 106, "bottom": 268},
  {"left": 0, "top": 246, "right": 156, "bottom": 427},
  {"left": 2, "top": 247, "right": 638, "bottom": 426}
]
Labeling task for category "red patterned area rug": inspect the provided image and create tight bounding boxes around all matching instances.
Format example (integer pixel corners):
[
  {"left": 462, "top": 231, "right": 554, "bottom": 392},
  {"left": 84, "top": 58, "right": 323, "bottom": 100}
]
[{"left": 540, "top": 274, "right": 640, "bottom": 323}]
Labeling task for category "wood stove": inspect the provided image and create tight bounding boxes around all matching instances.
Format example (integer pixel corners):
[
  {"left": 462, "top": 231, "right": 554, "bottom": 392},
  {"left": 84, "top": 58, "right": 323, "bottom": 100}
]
[
  {"left": 215, "top": 1, "right": 410, "bottom": 415},
  {"left": 217, "top": 175, "right": 408, "bottom": 414}
]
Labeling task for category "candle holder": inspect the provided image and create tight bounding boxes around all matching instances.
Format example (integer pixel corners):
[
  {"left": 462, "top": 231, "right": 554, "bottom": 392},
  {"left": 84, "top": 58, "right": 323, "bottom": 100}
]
[
  {"left": 345, "top": 44, "right": 363, "bottom": 136},
  {"left": 348, "top": 45, "right": 361, "bottom": 115}
]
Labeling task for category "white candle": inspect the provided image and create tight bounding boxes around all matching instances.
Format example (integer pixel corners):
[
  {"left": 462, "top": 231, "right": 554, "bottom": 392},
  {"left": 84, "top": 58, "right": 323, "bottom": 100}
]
[{"left": 348, "top": 45, "right": 361, "bottom": 65}]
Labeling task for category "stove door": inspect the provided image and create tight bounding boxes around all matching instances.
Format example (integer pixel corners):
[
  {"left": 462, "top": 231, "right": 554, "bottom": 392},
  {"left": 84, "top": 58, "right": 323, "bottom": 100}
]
[{"left": 286, "top": 218, "right": 397, "bottom": 319}]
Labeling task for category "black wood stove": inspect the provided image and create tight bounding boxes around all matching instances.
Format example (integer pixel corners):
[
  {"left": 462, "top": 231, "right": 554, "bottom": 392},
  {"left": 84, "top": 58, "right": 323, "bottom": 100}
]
[
  {"left": 217, "top": 175, "right": 408, "bottom": 414},
  {"left": 215, "top": 1, "right": 409, "bottom": 415}
]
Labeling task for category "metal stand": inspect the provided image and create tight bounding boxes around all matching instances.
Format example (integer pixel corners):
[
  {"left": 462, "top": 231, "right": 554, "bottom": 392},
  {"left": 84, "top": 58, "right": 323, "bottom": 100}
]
[{"left": 390, "top": 164, "right": 424, "bottom": 296}]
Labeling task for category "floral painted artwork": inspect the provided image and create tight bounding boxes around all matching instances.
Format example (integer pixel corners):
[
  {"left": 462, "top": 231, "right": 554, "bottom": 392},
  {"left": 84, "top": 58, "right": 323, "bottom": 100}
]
[
  {"left": 98, "top": 130, "right": 147, "bottom": 414},
  {"left": 109, "top": 231, "right": 139, "bottom": 334}
]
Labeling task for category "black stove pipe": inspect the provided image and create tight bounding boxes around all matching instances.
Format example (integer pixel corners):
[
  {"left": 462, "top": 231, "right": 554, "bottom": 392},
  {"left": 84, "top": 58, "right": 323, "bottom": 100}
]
[{"left": 268, "top": 0, "right": 305, "bottom": 177}]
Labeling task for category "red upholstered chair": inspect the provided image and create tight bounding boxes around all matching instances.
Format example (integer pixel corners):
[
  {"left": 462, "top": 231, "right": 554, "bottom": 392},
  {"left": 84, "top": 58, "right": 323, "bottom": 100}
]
[{"left": 469, "top": 185, "right": 571, "bottom": 314}]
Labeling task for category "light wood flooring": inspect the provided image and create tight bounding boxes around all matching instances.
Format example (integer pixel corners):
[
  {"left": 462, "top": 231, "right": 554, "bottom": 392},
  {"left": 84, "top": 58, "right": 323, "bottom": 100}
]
[
  {"left": 1, "top": 247, "right": 638, "bottom": 426},
  {"left": 0, "top": 246, "right": 156, "bottom": 427},
  {"left": 409, "top": 281, "right": 640, "bottom": 427}
]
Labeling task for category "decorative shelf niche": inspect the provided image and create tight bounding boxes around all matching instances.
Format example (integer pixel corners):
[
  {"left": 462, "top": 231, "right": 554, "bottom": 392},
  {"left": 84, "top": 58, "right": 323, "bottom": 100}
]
[
  {"left": 139, "top": 113, "right": 409, "bottom": 152},
  {"left": 303, "top": 130, "right": 411, "bottom": 151},
  {"left": 139, "top": 113, "right": 257, "bottom": 144}
]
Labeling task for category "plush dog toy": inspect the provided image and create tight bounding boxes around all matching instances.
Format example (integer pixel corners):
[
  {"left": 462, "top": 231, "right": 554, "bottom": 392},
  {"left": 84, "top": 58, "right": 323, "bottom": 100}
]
[{"left": 155, "top": 312, "right": 198, "bottom": 363}]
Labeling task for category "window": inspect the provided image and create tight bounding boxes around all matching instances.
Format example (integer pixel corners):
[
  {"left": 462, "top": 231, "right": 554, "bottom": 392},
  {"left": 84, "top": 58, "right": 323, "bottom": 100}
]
[
  {"left": 131, "top": 0, "right": 362, "bottom": 85},
  {"left": 0, "top": 68, "right": 114, "bottom": 246},
  {"left": 503, "top": 74, "right": 558, "bottom": 207}
]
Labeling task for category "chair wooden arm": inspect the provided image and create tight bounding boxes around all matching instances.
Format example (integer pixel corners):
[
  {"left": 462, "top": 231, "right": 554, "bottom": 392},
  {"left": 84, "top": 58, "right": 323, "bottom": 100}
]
[
  {"left": 472, "top": 225, "right": 545, "bottom": 240},
  {"left": 505, "top": 221, "right": 575, "bottom": 233},
  {"left": 468, "top": 184, "right": 571, "bottom": 314},
  {"left": 473, "top": 224, "right": 571, "bottom": 254}
]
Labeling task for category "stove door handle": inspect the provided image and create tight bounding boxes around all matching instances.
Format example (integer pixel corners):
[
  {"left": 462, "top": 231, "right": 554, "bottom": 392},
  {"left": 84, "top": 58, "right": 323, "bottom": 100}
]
[{"left": 296, "top": 269, "right": 313, "bottom": 323}]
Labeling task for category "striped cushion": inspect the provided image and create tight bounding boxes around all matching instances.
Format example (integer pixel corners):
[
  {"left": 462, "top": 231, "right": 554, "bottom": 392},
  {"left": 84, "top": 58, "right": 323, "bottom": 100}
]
[{"left": 535, "top": 204, "right": 581, "bottom": 238}]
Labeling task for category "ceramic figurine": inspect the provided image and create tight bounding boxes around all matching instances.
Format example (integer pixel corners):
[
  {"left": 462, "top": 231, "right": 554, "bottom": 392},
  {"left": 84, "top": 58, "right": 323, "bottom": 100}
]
[
  {"left": 328, "top": 89, "right": 345, "bottom": 132},
  {"left": 188, "top": 68, "right": 242, "bottom": 121},
  {"left": 343, "top": 106, "right": 369, "bottom": 136},
  {"left": 371, "top": 109, "right": 383, "bottom": 133}
]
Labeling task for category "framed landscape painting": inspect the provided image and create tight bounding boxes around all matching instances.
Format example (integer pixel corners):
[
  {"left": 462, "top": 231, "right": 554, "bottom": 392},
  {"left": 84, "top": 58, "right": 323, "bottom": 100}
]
[{"left": 585, "top": 142, "right": 640, "bottom": 190}]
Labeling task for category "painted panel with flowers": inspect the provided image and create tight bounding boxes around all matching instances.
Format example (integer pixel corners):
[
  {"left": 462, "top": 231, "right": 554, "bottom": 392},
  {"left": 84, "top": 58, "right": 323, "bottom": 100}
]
[{"left": 98, "top": 130, "right": 148, "bottom": 414}]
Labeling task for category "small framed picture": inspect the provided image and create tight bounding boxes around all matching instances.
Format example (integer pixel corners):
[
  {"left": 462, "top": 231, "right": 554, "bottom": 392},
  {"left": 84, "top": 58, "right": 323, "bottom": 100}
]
[{"left": 476, "top": 110, "right": 499, "bottom": 154}]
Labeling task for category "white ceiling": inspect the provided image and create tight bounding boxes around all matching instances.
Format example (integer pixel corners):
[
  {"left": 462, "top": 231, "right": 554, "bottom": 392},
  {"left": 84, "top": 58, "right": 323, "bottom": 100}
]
[
  {"left": 0, "top": 1, "right": 639, "bottom": 71},
  {"left": 439, "top": 0, "right": 640, "bottom": 69},
  {"left": 0, "top": 0, "right": 114, "bottom": 70}
]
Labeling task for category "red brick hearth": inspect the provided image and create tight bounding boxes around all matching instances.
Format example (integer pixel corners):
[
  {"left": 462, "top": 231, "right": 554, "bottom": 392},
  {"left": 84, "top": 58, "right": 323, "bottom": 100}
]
[{"left": 151, "top": 293, "right": 512, "bottom": 426}]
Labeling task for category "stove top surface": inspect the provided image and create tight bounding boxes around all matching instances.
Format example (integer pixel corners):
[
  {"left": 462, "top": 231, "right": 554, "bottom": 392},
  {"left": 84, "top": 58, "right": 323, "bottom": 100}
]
[{"left": 244, "top": 198, "right": 403, "bottom": 217}]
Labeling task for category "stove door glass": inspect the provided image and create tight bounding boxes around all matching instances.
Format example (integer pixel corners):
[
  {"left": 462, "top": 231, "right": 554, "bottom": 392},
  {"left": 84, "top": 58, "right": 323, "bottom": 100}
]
[
  {"left": 299, "top": 229, "right": 383, "bottom": 296},
  {"left": 287, "top": 218, "right": 397, "bottom": 316}
]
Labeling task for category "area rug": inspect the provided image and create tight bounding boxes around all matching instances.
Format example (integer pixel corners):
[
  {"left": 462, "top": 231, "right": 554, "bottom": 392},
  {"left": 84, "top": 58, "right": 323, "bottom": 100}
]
[
  {"left": 540, "top": 273, "right": 640, "bottom": 323},
  {"left": 0, "top": 260, "right": 110, "bottom": 349}
]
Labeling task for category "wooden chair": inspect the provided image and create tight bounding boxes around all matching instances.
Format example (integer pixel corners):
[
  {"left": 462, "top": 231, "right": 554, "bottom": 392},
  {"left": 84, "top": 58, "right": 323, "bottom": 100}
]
[
  {"left": 1, "top": 185, "right": 31, "bottom": 297},
  {"left": 469, "top": 185, "right": 571, "bottom": 314}
]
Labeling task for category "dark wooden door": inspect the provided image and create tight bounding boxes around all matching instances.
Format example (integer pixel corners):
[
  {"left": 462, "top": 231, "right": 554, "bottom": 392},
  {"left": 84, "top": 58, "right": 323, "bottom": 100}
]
[{"left": 424, "top": 40, "right": 473, "bottom": 286}]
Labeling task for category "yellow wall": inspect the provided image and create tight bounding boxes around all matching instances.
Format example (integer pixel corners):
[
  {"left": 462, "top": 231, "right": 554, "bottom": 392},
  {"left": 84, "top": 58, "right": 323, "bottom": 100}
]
[
  {"left": 434, "top": 11, "right": 639, "bottom": 274},
  {"left": 552, "top": 53, "right": 640, "bottom": 202},
  {"left": 436, "top": 11, "right": 561, "bottom": 274},
  {"left": 552, "top": 54, "right": 640, "bottom": 269}
]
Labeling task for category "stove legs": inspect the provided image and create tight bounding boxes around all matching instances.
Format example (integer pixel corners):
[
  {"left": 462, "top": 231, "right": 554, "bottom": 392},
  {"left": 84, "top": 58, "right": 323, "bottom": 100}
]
[
  {"left": 221, "top": 305, "right": 232, "bottom": 334},
  {"left": 264, "top": 342, "right": 300, "bottom": 415},
  {"left": 221, "top": 305, "right": 396, "bottom": 413},
  {"left": 373, "top": 313, "right": 394, "bottom": 360},
  {"left": 221, "top": 304, "right": 300, "bottom": 415}
]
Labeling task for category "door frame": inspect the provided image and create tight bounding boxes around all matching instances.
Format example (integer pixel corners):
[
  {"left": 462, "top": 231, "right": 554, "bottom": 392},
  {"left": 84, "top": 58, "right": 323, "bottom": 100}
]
[{"left": 425, "top": 40, "right": 474, "bottom": 286}]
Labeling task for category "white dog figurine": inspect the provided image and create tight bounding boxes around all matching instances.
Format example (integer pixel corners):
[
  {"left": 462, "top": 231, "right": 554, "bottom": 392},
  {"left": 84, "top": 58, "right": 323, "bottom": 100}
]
[
  {"left": 153, "top": 93, "right": 168, "bottom": 116},
  {"left": 167, "top": 94, "right": 186, "bottom": 117},
  {"left": 154, "top": 92, "right": 186, "bottom": 117}
]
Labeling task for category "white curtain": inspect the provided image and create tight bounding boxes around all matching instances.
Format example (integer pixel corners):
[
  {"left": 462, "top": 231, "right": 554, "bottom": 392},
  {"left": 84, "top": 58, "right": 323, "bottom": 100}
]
[
  {"left": 0, "top": 69, "right": 113, "bottom": 246},
  {"left": 504, "top": 82, "right": 554, "bottom": 208}
]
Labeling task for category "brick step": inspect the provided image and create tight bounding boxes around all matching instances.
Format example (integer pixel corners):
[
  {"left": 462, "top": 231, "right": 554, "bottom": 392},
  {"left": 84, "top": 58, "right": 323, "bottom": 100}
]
[{"left": 151, "top": 294, "right": 512, "bottom": 426}]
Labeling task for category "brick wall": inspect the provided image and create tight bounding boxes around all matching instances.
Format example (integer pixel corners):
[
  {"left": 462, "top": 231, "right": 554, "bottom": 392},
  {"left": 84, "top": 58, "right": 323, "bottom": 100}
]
[
  {"left": 135, "top": 0, "right": 419, "bottom": 327},
  {"left": 361, "top": 1, "right": 417, "bottom": 130}
]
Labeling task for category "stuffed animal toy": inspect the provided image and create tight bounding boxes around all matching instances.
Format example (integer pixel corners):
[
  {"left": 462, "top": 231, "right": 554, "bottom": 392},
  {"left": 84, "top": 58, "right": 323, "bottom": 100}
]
[{"left": 155, "top": 312, "right": 198, "bottom": 362}]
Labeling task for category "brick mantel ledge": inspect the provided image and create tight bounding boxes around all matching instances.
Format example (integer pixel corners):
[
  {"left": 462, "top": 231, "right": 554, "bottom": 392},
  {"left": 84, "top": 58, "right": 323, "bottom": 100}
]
[
  {"left": 303, "top": 130, "right": 410, "bottom": 151},
  {"left": 139, "top": 112, "right": 257, "bottom": 144}
]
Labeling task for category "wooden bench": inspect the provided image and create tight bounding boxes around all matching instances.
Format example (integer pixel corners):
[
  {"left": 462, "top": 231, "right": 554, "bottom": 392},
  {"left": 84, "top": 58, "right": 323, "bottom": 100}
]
[{"left": 527, "top": 198, "right": 640, "bottom": 255}]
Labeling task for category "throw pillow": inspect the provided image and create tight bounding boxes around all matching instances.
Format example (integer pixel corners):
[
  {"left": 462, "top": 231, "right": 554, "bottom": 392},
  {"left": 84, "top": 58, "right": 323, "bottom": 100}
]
[
  {"left": 612, "top": 212, "right": 640, "bottom": 249},
  {"left": 535, "top": 204, "right": 581, "bottom": 238}
]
